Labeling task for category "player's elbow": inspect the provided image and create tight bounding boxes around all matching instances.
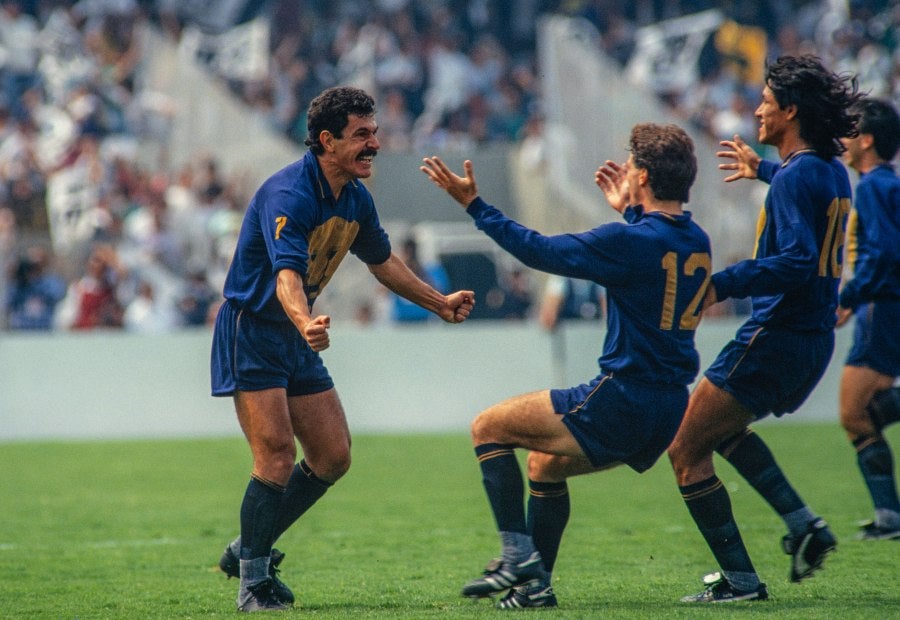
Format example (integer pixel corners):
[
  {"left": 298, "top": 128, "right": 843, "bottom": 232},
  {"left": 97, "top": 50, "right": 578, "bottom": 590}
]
[{"left": 774, "top": 250, "right": 818, "bottom": 286}]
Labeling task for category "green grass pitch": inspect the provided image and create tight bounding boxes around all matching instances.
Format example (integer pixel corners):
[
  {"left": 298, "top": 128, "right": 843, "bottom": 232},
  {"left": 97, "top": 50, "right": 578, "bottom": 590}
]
[{"left": 2, "top": 423, "right": 898, "bottom": 618}]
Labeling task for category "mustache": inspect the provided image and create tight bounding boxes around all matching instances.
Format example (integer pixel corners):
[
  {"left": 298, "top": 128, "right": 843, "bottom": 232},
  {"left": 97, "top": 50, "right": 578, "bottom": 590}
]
[{"left": 358, "top": 149, "right": 378, "bottom": 159}]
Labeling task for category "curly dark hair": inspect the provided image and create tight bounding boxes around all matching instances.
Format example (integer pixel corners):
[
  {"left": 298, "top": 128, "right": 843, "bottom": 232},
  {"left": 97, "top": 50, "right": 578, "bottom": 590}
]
[
  {"left": 629, "top": 123, "right": 697, "bottom": 203},
  {"left": 304, "top": 86, "right": 376, "bottom": 154},
  {"left": 765, "top": 55, "right": 862, "bottom": 159},
  {"left": 853, "top": 98, "right": 900, "bottom": 162}
]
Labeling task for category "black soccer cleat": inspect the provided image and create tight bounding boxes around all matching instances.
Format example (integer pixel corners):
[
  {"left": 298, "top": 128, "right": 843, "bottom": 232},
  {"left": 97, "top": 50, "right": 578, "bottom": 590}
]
[
  {"left": 856, "top": 519, "right": 900, "bottom": 541},
  {"left": 461, "top": 552, "right": 548, "bottom": 599},
  {"left": 497, "top": 583, "right": 558, "bottom": 609},
  {"left": 219, "top": 546, "right": 295, "bottom": 605},
  {"left": 237, "top": 578, "right": 290, "bottom": 612},
  {"left": 781, "top": 518, "right": 837, "bottom": 582},
  {"left": 680, "top": 572, "right": 769, "bottom": 603}
]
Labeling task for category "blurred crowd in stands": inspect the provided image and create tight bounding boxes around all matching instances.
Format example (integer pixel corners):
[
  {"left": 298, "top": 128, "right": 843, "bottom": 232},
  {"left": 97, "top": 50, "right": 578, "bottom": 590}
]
[{"left": 0, "top": 0, "right": 896, "bottom": 331}]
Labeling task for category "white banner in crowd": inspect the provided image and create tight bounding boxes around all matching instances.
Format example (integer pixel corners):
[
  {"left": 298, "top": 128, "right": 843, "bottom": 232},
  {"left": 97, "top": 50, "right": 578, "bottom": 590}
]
[
  {"left": 625, "top": 9, "right": 724, "bottom": 94},
  {"left": 45, "top": 165, "right": 100, "bottom": 254},
  {"left": 179, "top": 17, "right": 270, "bottom": 82}
]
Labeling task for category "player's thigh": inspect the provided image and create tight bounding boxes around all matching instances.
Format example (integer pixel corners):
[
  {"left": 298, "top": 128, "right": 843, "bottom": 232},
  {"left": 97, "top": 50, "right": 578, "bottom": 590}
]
[
  {"left": 471, "top": 390, "right": 584, "bottom": 457},
  {"left": 839, "top": 365, "right": 895, "bottom": 437},
  {"left": 527, "top": 450, "right": 613, "bottom": 483},
  {"left": 669, "top": 378, "right": 754, "bottom": 465},
  {"left": 288, "top": 388, "right": 351, "bottom": 480},
  {"left": 235, "top": 388, "right": 296, "bottom": 480}
]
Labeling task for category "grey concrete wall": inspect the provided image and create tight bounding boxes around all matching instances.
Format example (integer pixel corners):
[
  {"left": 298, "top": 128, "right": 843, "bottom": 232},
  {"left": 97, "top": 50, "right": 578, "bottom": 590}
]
[{"left": 0, "top": 319, "right": 851, "bottom": 442}]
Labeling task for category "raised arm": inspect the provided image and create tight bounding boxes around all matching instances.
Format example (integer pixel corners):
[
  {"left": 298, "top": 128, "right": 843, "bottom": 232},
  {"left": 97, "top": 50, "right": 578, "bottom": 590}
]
[{"left": 421, "top": 156, "right": 629, "bottom": 284}]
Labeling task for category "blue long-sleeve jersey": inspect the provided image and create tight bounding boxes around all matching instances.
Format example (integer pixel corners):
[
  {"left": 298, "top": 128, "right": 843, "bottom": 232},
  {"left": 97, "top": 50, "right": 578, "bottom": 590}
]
[
  {"left": 711, "top": 151, "right": 852, "bottom": 333},
  {"left": 466, "top": 197, "right": 712, "bottom": 386},
  {"left": 839, "top": 164, "right": 900, "bottom": 310}
]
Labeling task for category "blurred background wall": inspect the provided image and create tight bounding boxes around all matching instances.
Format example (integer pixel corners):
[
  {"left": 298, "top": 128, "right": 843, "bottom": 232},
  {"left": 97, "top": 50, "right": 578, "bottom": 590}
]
[{"left": 0, "top": 319, "right": 852, "bottom": 442}]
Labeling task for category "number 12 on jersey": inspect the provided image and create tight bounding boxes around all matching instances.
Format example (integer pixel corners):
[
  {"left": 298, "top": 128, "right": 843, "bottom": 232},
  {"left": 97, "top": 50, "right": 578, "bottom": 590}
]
[{"left": 659, "top": 252, "right": 712, "bottom": 331}]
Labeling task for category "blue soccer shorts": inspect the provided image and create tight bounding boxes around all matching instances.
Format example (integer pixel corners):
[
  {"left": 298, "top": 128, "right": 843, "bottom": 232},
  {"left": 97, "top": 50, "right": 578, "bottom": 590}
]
[
  {"left": 846, "top": 300, "right": 900, "bottom": 377},
  {"left": 705, "top": 323, "right": 834, "bottom": 419},
  {"left": 551, "top": 374, "right": 688, "bottom": 473},
  {"left": 211, "top": 300, "right": 334, "bottom": 397}
]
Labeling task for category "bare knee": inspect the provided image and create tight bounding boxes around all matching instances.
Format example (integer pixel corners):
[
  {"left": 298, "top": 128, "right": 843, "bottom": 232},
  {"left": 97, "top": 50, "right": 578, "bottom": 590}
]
[
  {"left": 667, "top": 441, "right": 687, "bottom": 479},
  {"left": 667, "top": 380, "right": 749, "bottom": 485},
  {"left": 840, "top": 406, "right": 875, "bottom": 440},
  {"left": 321, "top": 449, "right": 351, "bottom": 482},
  {"left": 839, "top": 367, "right": 893, "bottom": 439},
  {"left": 470, "top": 411, "right": 497, "bottom": 445},
  {"left": 667, "top": 435, "right": 712, "bottom": 486},
  {"left": 526, "top": 452, "right": 548, "bottom": 481},
  {"left": 527, "top": 452, "right": 564, "bottom": 482},
  {"left": 254, "top": 439, "right": 298, "bottom": 484},
  {"left": 667, "top": 430, "right": 690, "bottom": 470},
  {"left": 306, "top": 443, "right": 351, "bottom": 483}
]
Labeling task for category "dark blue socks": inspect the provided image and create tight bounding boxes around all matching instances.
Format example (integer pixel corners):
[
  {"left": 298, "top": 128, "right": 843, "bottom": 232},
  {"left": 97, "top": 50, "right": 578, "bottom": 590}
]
[
  {"left": 527, "top": 480, "right": 570, "bottom": 574},
  {"left": 272, "top": 460, "right": 333, "bottom": 540},
  {"left": 475, "top": 443, "right": 526, "bottom": 533},
  {"left": 855, "top": 435, "right": 900, "bottom": 514},
  {"left": 240, "top": 475, "right": 286, "bottom": 562},
  {"left": 680, "top": 475, "right": 758, "bottom": 588},
  {"left": 717, "top": 429, "right": 814, "bottom": 534}
]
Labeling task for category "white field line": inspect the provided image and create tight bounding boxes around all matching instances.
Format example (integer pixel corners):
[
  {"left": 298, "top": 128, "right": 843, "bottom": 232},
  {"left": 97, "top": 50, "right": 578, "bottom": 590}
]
[{"left": 0, "top": 537, "right": 181, "bottom": 551}]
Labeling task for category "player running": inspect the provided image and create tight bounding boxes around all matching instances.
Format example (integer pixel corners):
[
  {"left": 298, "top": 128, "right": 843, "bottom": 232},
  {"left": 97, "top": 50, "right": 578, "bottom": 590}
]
[
  {"left": 668, "top": 55, "right": 862, "bottom": 603},
  {"left": 836, "top": 97, "right": 900, "bottom": 540}
]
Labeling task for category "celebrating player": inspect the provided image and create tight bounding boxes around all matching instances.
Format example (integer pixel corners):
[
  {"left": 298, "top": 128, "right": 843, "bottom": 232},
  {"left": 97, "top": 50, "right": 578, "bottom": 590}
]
[
  {"left": 421, "top": 123, "right": 711, "bottom": 609},
  {"left": 836, "top": 98, "right": 900, "bottom": 540},
  {"left": 210, "top": 86, "right": 474, "bottom": 612},
  {"left": 668, "top": 55, "right": 862, "bottom": 603}
]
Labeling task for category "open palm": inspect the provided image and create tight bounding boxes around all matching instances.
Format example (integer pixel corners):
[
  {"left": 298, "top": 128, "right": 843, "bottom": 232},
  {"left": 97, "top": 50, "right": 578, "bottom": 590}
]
[{"left": 594, "top": 160, "right": 630, "bottom": 213}]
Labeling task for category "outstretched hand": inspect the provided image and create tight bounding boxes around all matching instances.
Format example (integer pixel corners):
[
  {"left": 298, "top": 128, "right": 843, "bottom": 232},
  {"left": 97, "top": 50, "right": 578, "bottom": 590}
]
[
  {"left": 594, "top": 160, "right": 630, "bottom": 213},
  {"left": 420, "top": 156, "right": 478, "bottom": 207},
  {"left": 717, "top": 134, "right": 761, "bottom": 182}
]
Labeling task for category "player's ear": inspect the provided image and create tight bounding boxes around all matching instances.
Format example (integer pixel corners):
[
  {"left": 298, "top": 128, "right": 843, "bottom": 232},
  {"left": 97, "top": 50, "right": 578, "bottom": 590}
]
[
  {"left": 320, "top": 130, "right": 334, "bottom": 152},
  {"left": 783, "top": 103, "right": 798, "bottom": 121},
  {"left": 859, "top": 133, "right": 875, "bottom": 151},
  {"left": 638, "top": 168, "right": 649, "bottom": 187}
]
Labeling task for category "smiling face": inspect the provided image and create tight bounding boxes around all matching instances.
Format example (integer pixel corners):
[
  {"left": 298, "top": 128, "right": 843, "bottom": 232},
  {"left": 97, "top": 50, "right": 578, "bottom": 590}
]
[
  {"left": 321, "top": 114, "right": 380, "bottom": 181},
  {"left": 840, "top": 128, "right": 879, "bottom": 173},
  {"left": 755, "top": 85, "right": 794, "bottom": 148}
]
